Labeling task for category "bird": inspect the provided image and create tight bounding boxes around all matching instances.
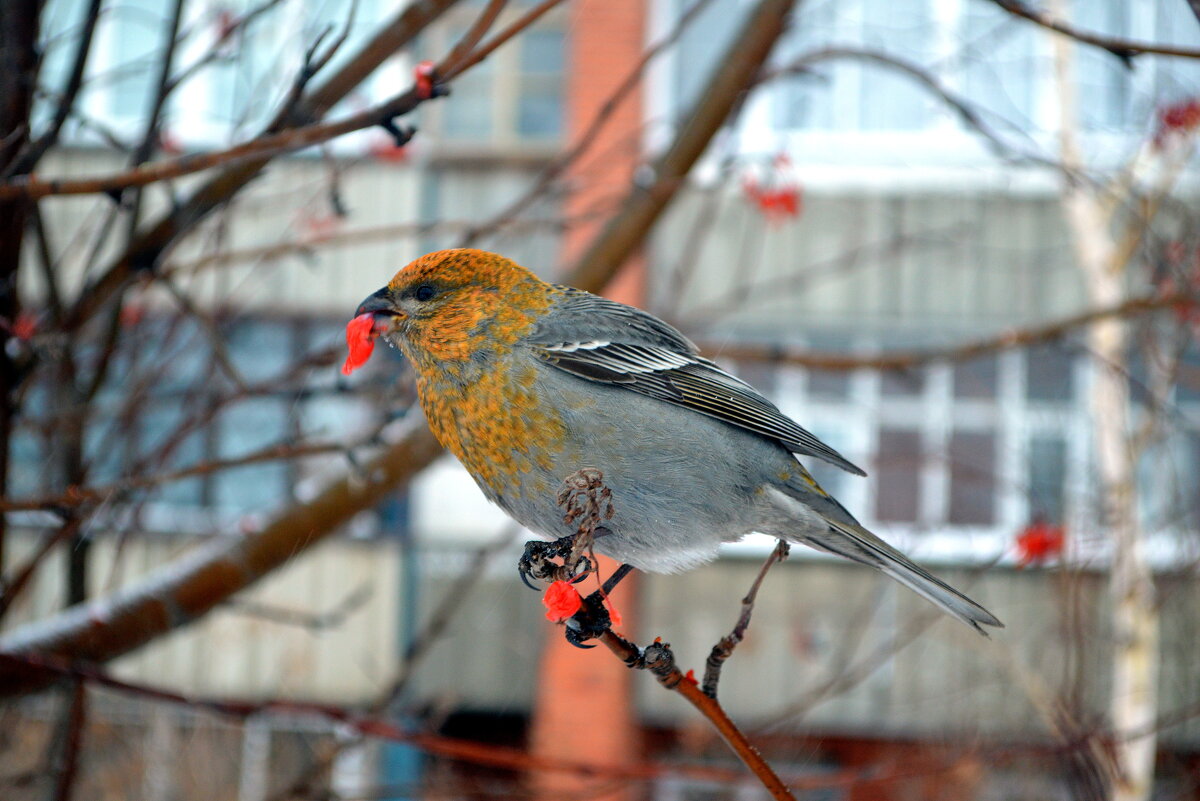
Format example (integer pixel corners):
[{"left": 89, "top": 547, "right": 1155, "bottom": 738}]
[{"left": 354, "top": 248, "right": 1003, "bottom": 635}]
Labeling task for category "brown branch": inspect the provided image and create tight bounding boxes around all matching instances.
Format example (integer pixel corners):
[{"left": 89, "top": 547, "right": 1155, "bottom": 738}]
[
  {"left": 702, "top": 540, "right": 789, "bottom": 698},
  {"left": 0, "top": 0, "right": 793, "bottom": 696},
  {"left": 987, "top": 0, "right": 1200, "bottom": 63},
  {"left": 596, "top": 631, "right": 796, "bottom": 800},
  {"left": 706, "top": 290, "right": 1200, "bottom": 371},
  {"left": 0, "top": 0, "right": 563, "bottom": 205},
  {"left": 0, "top": 414, "right": 443, "bottom": 697},
  {"left": 0, "top": 85, "right": 428, "bottom": 203}
]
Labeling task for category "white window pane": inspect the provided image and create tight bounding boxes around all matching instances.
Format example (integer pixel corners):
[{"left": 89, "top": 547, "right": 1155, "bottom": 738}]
[
  {"left": 960, "top": 4, "right": 1038, "bottom": 130},
  {"left": 859, "top": 0, "right": 934, "bottom": 131},
  {"left": 517, "top": 78, "right": 562, "bottom": 137},
  {"left": 109, "top": 0, "right": 163, "bottom": 120},
  {"left": 1028, "top": 436, "right": 1066, "bottom": 524},
  {"left": 36, "top": 0, "right": 89, "bottom": 133},
  {"left": 226, "top": 320, "right": 295, "bottom": 379},
  {"left": 11, "top": 430, "right": 46, "bottom": 497},
  {"left": 1073, "top": 0, "right": 1133, "bottom": 130},
  {"left": 954, "top": 356, "right": 998, "bottom": 400},
  {"left": 215, "top": 398, "right": 290, "bottom": 511},
  {"left": 772, "top": 0, "right": 847, "bottom": 130},
  {"left": 673, "top": 0, "right": 750, "bottom": 115},
  {"left": 1025, "top": 345, "right": 1074, "bottom": 402},
  {"left": 442, "top": 63, "right": 495, "bottom": 140},
  {"left": 141, "top": 403, "right": 206, "bottom": 507}
]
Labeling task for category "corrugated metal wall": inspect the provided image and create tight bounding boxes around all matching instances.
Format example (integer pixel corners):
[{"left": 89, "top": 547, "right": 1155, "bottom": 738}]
[
  {"left": 650, "top": 187, "right": 1087, "bottom": 337},
  {"left": 6, "top": 531, "right": 1199, "bottom": 744}
]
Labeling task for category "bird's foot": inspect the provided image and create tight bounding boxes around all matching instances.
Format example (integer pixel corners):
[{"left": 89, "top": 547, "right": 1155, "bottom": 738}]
[
  {"left": 563, "top": 589, "right": 612, "bottom": 649},
  {"left": 517, "top": 533, "right": 597, "bottom": 590}
]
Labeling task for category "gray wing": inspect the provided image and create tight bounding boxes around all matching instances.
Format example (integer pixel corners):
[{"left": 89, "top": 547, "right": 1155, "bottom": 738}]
[{"left": 527, "top": 289, "right": 867, "bottom": 476}]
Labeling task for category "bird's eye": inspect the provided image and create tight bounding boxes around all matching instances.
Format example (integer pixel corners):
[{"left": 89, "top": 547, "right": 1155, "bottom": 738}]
[{"left": 414, "top": 284, "right": 436, "bottom": 302}]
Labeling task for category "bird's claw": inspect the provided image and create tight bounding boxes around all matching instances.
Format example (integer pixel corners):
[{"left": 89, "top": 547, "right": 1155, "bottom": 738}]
[
  {"left": 517, "top": 535, "right": 594, "bottom": 589},
  {"left": 563, "top": 591, "right": 612, "bottom": 649}
]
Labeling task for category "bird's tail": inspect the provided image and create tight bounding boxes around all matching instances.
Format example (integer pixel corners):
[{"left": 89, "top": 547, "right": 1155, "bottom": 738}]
[{"left": 818, "top": 519, "right": 1004, "bottom": 636}]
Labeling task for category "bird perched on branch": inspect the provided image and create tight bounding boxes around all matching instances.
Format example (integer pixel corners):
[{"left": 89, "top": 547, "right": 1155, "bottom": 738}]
[{"left": 352, "top": 248, "right": 1002, "bottom": 635}]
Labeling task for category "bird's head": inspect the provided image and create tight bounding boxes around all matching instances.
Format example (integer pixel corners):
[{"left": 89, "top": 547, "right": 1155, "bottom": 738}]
[{"left": 355, "top": 248, "right": 553, "bottom": 368}]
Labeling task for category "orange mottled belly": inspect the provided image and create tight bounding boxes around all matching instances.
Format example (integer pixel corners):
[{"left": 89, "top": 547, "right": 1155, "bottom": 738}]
[{"left": 417, "top": 362, "right": 566, "bottom": 500}]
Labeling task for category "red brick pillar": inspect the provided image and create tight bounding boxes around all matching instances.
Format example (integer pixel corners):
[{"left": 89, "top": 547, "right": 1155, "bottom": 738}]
[{"left": 529, "top": 3, "right": 647, "bottom": 800}]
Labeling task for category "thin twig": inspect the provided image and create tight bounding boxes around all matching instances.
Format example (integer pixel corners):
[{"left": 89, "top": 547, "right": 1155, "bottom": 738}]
[
  {"left": 988, "top": 0, "right": 1200, "bottom": 63},
  {"left": 0, "top": 649, "right": 777, "bottom": 789},
  {"left": 228, "top": 583, "right": 373, "bottom": 630},
  {"left": 762, "top": 46, "right": 1060, "bottom": 169},
  {"left": 439, "top": 0, "right": 565, "bottom": 82},
  {"left": 0, "top": 440, "right": 341, "bottom": 512},
  {"left": 51, "top": 680, "right": 87, "bottom": 801},
  {"left": 0, "top": 518, "right": 83, "bottom": 620},
  {"left": 702, "top": 540, "right": 789, "bottom": 698},
  {"left": 596, "top": 631, "right": 796, "bottom": 801},
  {"left": 437, "top": 0, "right": 508, "bottom": 78},
  {"left": 460, "top": 0, "right": 718, "bottom": 245},
  {"left": 707, "top": 290, "right": 1200, "bottom": 371},
  {"left": 269, "top": 527, "right": 520, "bottom": 801}
]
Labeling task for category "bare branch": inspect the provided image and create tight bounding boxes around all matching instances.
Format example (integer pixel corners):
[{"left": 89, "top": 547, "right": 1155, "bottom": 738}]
[
  {"left": 56, "top": 0, "right": 463, "bottom": 334},
  {"left": 707, "top": 290, "right": 1200, "bottom": 371},
  {"left": 702, "top": 540, "right": 789, "bottom": 697},
  {"left": 439, "top": 0, "right": 564, "bottom": 82},
  {"left": 762, "top": 46, "right": 1060, "bottom": 168},
  {"left": 462, "top": 0, "right": 719, "bottom": 245},
  {"left": 0, "top": 439, "right": 342, "bottom": 513},
  {"left": 227, "top": 583, "right": 373, "bottom": 630},
  {"left": 438, "top": 0, "right": 508, "bottom": 78},
  {"left": 596, "top": 631, "right": 796, "bottom": 800},
  {"left": 988, "top": 0, "right": 1200, "bottom": 63}
]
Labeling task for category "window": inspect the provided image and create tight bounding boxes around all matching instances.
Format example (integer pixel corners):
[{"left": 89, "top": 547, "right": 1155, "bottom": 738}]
[
  {"left": 36, "top": 0, "right": 388, "bottom": 148},
  {"left": 734, "top": 336, "right": 1105, "bottom": 557},
  {"left": 423, "top": 5, "right": 566, "bottom": 150},
  {"left": 876, "top": 428, "right": 922, "bottom": 523},
  {"left": 1028, "top": 435, "right": 1067, "bottom": 523},
  {"left": 663, "top": 0, "right": 1186, "bottom": 168},
  {"left": 10, "top": 315, "right": 403, "bottom": 535},
  {"left": 947, "top": 429, "right": 996, "bottom": 525}
]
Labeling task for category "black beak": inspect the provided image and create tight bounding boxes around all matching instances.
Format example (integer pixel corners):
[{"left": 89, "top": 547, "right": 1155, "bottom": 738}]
[{"left": 355, "top": 287, "right": 395, "bottom": 318}]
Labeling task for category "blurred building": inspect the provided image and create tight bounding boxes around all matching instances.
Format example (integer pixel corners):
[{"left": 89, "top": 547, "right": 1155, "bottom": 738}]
[{"left": 5, "top": 1, "right": 1200, "bottom": 799}]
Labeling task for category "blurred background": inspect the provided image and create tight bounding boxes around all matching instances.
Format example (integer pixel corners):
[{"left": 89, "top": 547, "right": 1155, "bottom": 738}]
[{"left": 1, "top": 0, "right": 1199, "bottom": 799}]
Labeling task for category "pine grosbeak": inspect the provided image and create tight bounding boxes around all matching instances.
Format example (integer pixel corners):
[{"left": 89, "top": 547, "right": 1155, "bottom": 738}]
[{"left": 355, "top": 249, "right": 1002, "bottom": 635}]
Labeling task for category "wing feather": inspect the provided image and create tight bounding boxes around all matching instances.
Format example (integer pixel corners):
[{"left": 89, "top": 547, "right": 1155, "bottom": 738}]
[{"left": 528, "top": 292, "right": 866, "bottom": 476}]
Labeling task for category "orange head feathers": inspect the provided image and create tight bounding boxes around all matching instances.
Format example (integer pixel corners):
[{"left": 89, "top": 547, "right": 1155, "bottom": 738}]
[{"left": 357, "top": 248, "right": 556, "bottom": 369}]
